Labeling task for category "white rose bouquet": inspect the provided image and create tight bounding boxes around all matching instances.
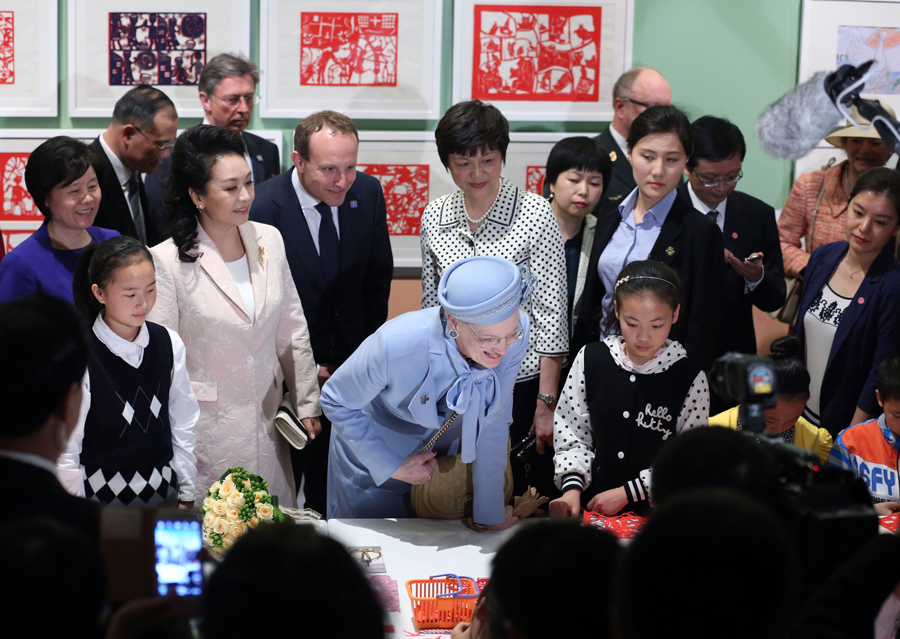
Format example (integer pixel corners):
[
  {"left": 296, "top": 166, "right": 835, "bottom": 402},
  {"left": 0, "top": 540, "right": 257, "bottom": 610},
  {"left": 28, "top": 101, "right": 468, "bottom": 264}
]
[{"left": 200, "top": 466, "right": 284, "bottom": 556}]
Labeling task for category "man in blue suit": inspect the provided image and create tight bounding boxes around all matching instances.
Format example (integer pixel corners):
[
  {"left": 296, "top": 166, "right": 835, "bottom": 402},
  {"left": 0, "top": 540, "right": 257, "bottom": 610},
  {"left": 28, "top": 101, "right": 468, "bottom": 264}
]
[{"left": 250, "top": 110, "right": 393, "bottom": 514}]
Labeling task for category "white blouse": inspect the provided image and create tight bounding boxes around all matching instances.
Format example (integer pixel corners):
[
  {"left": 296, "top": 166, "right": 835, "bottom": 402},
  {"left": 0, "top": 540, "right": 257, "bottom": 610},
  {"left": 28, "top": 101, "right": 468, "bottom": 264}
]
[
  {"left": 57, "top": 314, "right": 200, "bottom": 501},
  {"left": 420, "top": 177, "right": 568, "bottom": 381},
  {"left": 226, "top": 256, "right": 255, "bottom": 321},
  {"left": 803, "top": 283, "right": 852, "bottom": 425}
]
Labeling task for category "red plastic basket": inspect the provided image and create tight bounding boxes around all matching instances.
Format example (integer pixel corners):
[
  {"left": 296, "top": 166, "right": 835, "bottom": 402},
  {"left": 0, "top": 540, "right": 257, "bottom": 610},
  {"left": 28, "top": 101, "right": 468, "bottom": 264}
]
[{"left": 405, "top": 574, "right": 479, "bottom": 630}]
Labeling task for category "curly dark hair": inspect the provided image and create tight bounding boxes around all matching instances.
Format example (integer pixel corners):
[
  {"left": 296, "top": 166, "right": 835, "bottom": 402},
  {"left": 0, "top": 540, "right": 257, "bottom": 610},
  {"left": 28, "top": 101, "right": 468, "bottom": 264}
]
[{"left": 164, "top": 124, "right": 248, "bottom": 262}]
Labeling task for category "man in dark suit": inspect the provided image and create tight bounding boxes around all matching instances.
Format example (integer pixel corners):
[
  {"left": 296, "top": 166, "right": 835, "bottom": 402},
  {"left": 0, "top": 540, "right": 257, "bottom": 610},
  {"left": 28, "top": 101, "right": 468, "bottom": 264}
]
[
  {"left": 594, "top": 67, "right": 672, "bottom": 210},
  {"left": 678, "top": 116, "right": 785, "bottom": 361},
  {"left": 145, "top": 53, "right": 281, "bottom": 235},
  {"left": 249, "top": 111, "right": 393, "bottom": 514},
  {"left": 0, "top": 297, "right": 99, "bottom": 545},
  {"left": 91, "top": 85, "right": 178, "bottom": 247}
]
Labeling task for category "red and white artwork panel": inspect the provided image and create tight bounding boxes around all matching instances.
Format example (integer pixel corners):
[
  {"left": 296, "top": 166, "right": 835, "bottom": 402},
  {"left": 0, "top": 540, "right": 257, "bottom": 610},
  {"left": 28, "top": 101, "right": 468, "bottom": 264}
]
[
  {"left": 0, "top": 12, "right": 14, "bottom": 84},
  {"left": 300, "top": 12, "right": 398, "bottom": 86},
  {"left": 525, "top": 165, "right": 546, "bottom": 195},
  {"left": 358, "top": 164, "right": 429, "bottom": 235},
  {"left": 0, "top": 152, "right": 37, "bottom": 221}
]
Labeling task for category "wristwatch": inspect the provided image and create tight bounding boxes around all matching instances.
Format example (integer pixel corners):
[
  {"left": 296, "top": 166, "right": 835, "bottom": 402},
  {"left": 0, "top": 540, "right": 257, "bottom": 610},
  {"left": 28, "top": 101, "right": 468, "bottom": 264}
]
[{"left": 536, "top": 393, "right": 557, "bottom": 407}]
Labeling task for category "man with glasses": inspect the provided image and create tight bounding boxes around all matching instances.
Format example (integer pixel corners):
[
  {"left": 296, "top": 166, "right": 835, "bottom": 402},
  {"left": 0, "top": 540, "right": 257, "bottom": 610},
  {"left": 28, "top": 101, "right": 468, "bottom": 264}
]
[
  {"left": 594, "top": 67, "right": 673, "bottom": 210},
  {"left": 145, "top": 53, "right": 281, "bottom": 233},
  {"left": 678, "top": 116, "right": 785, "bottom": 363},
  {"left": 91, "top": 85, "right": 177, "bottom": 246}
]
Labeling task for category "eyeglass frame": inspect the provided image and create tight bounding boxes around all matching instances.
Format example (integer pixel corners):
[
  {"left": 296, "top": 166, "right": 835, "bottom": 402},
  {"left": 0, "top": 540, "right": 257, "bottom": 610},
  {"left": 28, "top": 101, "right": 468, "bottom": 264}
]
[
  {"left": 213, "top": 92, "right": 261, "bottom": 107},
  {"left": 620, "top": 97, "right": 652, "bottom": 109},
  {"left": 692, "top": 169, "right": 744, "bottom": 188},
  {"left": 132, "top": 125, "right": 176, "bottom": 152},
  {"left": 461, "top": 321, "right": 525, "bottom": 348}
]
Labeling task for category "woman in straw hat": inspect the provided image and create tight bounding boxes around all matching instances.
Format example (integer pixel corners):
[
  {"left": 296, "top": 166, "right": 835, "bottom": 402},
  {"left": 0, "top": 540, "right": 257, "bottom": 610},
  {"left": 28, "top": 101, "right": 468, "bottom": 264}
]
[{"left": 778, "top": 102, "right": 895, "bottom": 280}]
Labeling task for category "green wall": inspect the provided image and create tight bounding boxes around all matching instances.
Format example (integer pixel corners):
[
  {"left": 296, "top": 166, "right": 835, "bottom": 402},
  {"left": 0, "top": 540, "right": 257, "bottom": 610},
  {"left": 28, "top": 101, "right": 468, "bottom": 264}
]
[{"left": 0, "top": 0, "right": 803, "bottom": 207}]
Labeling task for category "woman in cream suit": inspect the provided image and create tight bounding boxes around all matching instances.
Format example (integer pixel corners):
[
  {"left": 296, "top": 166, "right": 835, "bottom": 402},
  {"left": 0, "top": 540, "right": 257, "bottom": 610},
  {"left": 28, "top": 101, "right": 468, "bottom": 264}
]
[{"left": 148, "top": 125, "right": 320, "bottom": 506}]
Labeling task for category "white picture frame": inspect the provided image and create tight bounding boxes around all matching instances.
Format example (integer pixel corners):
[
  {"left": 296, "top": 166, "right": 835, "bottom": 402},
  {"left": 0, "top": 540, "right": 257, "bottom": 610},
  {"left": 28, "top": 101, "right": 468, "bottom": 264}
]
[
  {"left": 0, "top": 1, "right": 58, "bottom": 117},
  {"left": 452, "top": 0, "right": 634, "bottom": 122},
  {"left": 68, "top": 0, "right": 251, "bottom": 118},
  {"left": 259, "top": 0, "right": 443, "bottom": 119},
  {"left": 358, "top": 131, "right": 570, "bottom": 267}
]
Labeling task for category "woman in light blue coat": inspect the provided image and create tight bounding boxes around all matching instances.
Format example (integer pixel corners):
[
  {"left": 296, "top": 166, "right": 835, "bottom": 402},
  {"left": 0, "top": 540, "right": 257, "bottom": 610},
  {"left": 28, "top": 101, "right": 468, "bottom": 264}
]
[{"left": 323, "top": 256, "right": 531, "bottom": 529}]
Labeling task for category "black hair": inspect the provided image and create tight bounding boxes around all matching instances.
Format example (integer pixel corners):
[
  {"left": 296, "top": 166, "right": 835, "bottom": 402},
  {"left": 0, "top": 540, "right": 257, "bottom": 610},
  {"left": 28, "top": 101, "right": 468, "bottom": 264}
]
[
  {"left": 625, "top": 104, "right": 693, "bottom": 159},
  {"left": 24, "top": 136, "right": 101, "bottom": 220},
  {"left": 686, "top": 115, "right": 746, "bottom": 170},
  {"left": 201, "top": 523, "right": 383, "bottom": 639},
  {"left": 878, "top": 354, "right": 900, "bottom": 404},
  {"left": 617, "top": 490, "right": 800, "bottom": 639},
  {"left": 111, "top": 84, "right": 176, "bottom": 130},
  {"left": 72, "top": 236, "right": 154, "bottom": 324},
  {"left": 0, "top": 296, "right": 89, "bottom": 437},
  {"left": 164, "top": 124, "right": 248, "bottom": 262},
  {"left": 544, "top": 136, "right": 612, "bottom": 198},
  {"left": 768, "top": 336, "right": 810, "bottom": 402},
  {"left": 602, "top": 260, "right": 681, "bottom": 336},
  {"left": 485, "top": 520, "right": 619, "bottom": 639},
  {"left": 848, "top": 166, "right": 900, "bottom": 220},
  {"left": 434, "top": 100, "right": 510, "bottom": 169}
]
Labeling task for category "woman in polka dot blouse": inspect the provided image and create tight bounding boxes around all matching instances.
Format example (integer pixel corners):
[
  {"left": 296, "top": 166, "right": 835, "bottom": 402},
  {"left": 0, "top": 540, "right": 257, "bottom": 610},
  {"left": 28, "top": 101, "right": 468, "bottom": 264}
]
[
  {"left": 420, "top": 100, "right": 568, "bottom": 498},
  {"left": 549, "top": 260, "right": 709, "bottom": 518}
]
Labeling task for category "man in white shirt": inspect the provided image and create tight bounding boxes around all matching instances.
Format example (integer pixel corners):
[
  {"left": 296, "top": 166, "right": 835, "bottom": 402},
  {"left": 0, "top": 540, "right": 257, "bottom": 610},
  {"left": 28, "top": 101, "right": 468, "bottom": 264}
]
[{"left": 91, "top": 85, "right": 178, "bottom": 246}]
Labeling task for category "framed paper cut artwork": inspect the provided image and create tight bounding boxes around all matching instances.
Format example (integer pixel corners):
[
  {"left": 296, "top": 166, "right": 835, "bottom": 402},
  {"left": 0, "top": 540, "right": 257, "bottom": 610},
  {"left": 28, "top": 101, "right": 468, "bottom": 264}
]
[
  {"left": 453, "top": 0, "right": 634, "bottom": 121},
  {"left": 0, "top": 1, "right": 57, "bottom": 116},
  {"left": 800, "top": 0, "right": 900, "bottom": 117},
  {"left": 68, "top": 0, "right": 251, "bottom": 118},
  {"left": 358, "top": 131, "right": 568, "bottom": 268},
  {"left": 259, "top": 0, "right": 442, "bottom": 119}
]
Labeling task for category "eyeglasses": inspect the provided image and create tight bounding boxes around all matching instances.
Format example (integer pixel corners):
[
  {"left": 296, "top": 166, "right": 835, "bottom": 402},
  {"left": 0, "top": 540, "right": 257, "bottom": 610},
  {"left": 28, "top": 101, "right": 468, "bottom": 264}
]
[
  {"left": 215, "top": 93, "right": 261, "bottom": 107},
  {"left": 462, "top": 322, "right": 525, "bottom": 348},
  {"left": 694, "top": 170, "right": 744, "bottom": 187},
  {"left": 621, "top": 97, "right": 652, "bottom": 109},
  {"left": 133, "top": 125, "right": 176, "bottom": 152}
]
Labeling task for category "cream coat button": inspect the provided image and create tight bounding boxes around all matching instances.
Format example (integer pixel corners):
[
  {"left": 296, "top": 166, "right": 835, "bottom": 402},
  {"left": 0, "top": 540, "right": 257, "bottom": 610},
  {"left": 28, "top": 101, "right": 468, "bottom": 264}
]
[{"left": 618, "top": 452, "right": 625, "bottom": 459}]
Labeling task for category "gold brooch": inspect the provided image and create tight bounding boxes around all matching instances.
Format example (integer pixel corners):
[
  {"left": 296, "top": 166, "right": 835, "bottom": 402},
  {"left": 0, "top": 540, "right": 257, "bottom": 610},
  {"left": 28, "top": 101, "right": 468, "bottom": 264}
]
[
  {"left": 609, "top": 150, "right": 617, "bottom": 162},
  {"left": 666, "top": 246, "right": 675, "bottom": 256},
  {"left": 258, "top": 245, "right": 265, "bottom": 270}
]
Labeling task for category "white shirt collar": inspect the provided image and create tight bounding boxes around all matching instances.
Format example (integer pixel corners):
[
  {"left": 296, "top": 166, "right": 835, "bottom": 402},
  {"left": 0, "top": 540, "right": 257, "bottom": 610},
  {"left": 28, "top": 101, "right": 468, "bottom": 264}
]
[
  {"left": 609, "top": 125, "right": 629, "bottom": 162},
  {"left": 93, "top": 313, "right": 149, "bottom": 369},
  {"left": 603, "top": 335, "right": 687, "bottom": 374},
  {"left": 686, "top": 181, "right": 728, "bottom": 217},
  {"left": 0, "top": 450, "right": 58, "bottom": 476},
  {"left": 99, "top": 132, "right": 134, "bottom": 188},
  {"left": 291, "top": 167, "right": 332, "bottom": 212}
]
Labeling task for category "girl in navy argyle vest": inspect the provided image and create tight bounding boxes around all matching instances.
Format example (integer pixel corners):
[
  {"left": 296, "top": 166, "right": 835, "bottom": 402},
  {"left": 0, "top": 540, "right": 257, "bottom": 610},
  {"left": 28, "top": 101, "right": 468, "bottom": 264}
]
[
  {"left": 60, "top": 236, "right": 198, "bottom": 507},
  {"left": 550, "top": 260, "right": 710, "bottom": 517}
]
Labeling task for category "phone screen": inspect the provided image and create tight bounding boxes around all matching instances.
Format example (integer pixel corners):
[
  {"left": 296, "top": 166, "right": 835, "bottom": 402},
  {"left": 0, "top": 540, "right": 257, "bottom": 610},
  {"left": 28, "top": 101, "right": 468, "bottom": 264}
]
[{"left": 154, "top": 518, "right": 203, "bottom": 597}]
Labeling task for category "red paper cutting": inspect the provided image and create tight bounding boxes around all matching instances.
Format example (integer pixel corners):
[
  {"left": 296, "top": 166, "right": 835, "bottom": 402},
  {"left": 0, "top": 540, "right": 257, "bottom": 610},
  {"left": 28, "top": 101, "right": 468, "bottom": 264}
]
[
  {"left": 473, "top": 5, "right": 601, "bottom": 101},
  {"left": 0, "top": 12, "right": 14, "bottom": 85},
  {"left": 0, "top": 153, "right": 38, "bottom": 221},
  {"left": 526, "top": 165, "right": 546, "bottom": 194},
  {"left": 583, "top": 510, "right": 647, "bottom": 539},
  {"left": 301, "top": 12, "right": 398, "bottom": 86},
  {"left": 881, "top": 512, "right": 899, "bottom": 533},
  {"left": 2, "top": 229, "right": 33, "bottom": 254},
  {"left": 108, "top": 13, "right": 206, "bottom": 86},
  {"left": 358, "top": 164, "right": 429, "bottom": 235}
]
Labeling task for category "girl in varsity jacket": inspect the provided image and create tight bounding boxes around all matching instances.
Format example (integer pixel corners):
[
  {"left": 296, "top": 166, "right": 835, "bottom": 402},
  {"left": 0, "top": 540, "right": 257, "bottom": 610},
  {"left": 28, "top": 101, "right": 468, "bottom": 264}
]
[
  {"left": 58, "top": 236, "right": 199, "bottom": 507},
  {"left": 550, "top": 260, "right": 709, "bottom": 517}
]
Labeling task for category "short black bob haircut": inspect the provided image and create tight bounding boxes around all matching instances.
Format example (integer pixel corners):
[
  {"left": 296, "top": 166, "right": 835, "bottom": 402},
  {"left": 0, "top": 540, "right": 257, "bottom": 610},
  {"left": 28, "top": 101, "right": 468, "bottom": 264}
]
[
  {"left": 435, "top": 100, "right": 510, "bottom": 169},
  {"left": 878, "top": 354, "right": 900, "bottom": 404},
  {"left": 544, "top": 136, "right": 612, "bottom": 197},
  {"left": 626, "top": 104, "right": 693, "bottom": 159},
  {"left": 687, "top": 115, "right": 746, "bottom": 171},
  {"left": 25, "top": 136, "right": 100, "bottom": 220}
]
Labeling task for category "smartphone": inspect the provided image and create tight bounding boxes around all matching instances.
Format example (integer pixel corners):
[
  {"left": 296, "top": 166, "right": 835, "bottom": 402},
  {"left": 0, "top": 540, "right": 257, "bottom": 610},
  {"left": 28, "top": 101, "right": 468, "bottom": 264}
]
[
  {"left": 744, "top": 253, "right": 763, "bottom": 263},
  {"left": 154, "top": 510, "right": 203, "bottom": 598}
]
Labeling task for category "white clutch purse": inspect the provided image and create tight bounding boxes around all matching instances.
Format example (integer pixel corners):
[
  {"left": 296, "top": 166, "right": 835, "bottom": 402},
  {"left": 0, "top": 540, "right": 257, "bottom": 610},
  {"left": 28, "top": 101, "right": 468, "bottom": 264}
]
[{"left": 274, "top": 393, "right": 309, "bottom": 450}]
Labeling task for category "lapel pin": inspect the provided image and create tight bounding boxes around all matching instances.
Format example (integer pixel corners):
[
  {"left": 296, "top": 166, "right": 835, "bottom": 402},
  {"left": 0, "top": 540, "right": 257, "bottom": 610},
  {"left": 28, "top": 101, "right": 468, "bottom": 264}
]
[
  {"left": 350, "top": 200, "right": 358, "bottom": 209},
  {"left": 420, "top": 395, "right": 429, "bottom": 404},
  {"left": 732, "top": 232, "right": 738, "bottom": 239},
  {"left": 858, "top": 297, "right": 865, "bottom": 304},
  {"left": 258, "top": 245, "right": 265, "bottom": 270},
  {"left": 666, "top": 246, "right": 675, "bottom": 256},
  {"left": 609, "top": 150, "right": 617, "bottom": 162},
  {"left": 255, "top": 154, "right": 264, "bottom": 162}
]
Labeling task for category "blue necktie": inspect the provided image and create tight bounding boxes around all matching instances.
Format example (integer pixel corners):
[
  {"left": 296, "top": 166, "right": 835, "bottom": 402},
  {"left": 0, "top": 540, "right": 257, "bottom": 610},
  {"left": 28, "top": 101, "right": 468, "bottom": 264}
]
[{"left": 316, "top": 201, "right": 339, "bottom": 285}]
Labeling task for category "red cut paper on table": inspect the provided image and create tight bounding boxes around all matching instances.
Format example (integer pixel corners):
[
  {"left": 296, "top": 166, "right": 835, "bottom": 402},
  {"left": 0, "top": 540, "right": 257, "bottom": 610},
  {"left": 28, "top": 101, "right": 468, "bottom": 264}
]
[
  {"left": 583, "top": 511, "right": 647, "bottom": 539},
  {"left": 0, "top": 12, "right": 14, "bottom": 85},
  {"left": 0, "top": 153, "right": 38, "bottom": 221},
  {"left": 108, "top": 13, "right": 206, "bottom": 86},
  {"left": 301, "top": 12, "right": 398, "bottom": 86},
  {"left": 881, "top": 512, "right": 899, "bottom": 533},
  {"left": 526, "top": 165, "right": 546, "bottom": 194},
  {"left": 358, "top": 164, "right": 429, "bottom": 235},
  {"left": 473, "top": 4, "right": 601, "bottom": 101}
]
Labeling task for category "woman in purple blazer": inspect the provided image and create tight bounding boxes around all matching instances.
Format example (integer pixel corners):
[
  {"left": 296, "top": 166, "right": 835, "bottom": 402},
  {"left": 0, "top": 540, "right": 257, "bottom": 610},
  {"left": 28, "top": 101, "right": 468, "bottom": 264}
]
[{"left": 0, "top": 137, "right": 118, "bottom": 303}]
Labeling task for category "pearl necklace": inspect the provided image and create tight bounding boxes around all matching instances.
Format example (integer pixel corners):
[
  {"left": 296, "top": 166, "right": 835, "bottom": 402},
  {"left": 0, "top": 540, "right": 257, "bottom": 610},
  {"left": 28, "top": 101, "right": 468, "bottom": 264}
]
[{"left": 465, "top": 204, "right": 492, "bottom": 225}]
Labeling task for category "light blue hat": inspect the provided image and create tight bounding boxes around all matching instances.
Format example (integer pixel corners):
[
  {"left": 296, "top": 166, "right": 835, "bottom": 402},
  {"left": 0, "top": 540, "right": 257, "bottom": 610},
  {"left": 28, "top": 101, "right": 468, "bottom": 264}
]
[{"left": 438, "top": 256, "right": 535, "bottom": 325}]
